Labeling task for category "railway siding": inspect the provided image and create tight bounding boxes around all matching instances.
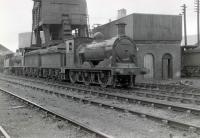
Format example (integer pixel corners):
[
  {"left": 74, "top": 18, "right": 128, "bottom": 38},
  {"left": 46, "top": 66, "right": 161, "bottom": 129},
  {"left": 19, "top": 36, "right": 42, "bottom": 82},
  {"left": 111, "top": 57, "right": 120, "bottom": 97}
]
[
  {"left": 1, "top": 76, "right": 200, "bottom": 115},
  {"left": 0, "top": 77, "right": 200, "bottom": 134}
]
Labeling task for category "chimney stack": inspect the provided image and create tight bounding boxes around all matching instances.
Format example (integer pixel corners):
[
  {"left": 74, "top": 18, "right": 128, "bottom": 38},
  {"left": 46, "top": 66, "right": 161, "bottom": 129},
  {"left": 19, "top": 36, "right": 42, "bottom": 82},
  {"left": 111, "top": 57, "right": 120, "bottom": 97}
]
[
  {"left": 116, "top": 23, "right": 126, "bottom": 37},
  {"left": 117, "top": 9, "right": 127, "bottom": 19}
]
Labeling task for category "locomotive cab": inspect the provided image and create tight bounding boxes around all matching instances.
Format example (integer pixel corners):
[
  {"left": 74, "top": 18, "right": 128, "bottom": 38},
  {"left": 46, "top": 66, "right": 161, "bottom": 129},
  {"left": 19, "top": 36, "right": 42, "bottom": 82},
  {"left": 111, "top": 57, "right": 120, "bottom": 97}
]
[{"left": 66, "top": 39, "right": 75, "bottom": 67}]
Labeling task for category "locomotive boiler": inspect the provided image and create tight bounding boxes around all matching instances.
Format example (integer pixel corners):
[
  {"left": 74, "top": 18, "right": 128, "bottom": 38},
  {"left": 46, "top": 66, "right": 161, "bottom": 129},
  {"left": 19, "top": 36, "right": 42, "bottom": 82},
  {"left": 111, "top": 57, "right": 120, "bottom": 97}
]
[
  {"left": 79, "top": 35, "right": 137, "bottom": 67},
  {"left": 79, "top": 23, "right": 137, "bottom": 67}
]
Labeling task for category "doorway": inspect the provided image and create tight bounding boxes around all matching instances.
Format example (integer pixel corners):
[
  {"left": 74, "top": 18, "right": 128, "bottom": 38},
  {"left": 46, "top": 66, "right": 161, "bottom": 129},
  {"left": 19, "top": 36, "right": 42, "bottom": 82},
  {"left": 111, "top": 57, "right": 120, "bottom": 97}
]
[
  {"left": 144, "top": 54, "right": 154, "bottom": 79},
  {"left": 162, "top": 54, "right": 173, "bottom": 79}
]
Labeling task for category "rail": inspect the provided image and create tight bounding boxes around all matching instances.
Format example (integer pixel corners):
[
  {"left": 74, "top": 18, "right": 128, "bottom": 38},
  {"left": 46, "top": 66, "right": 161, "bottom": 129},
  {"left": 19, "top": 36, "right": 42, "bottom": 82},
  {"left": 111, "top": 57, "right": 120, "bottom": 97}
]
[
  {"left": 0, "top": 88, "right": 113, "bottom": 138},
  {"left": 0, "top": 126, "right": 10, "bottom": 138}
]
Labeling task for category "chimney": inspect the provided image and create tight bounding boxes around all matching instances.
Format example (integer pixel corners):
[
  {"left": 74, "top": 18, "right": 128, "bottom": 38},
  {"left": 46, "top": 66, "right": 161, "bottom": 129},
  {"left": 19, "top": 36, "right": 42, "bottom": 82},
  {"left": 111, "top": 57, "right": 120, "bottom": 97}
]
[
  {"left": 116, "top": 23, "right": 126, "bottom": 36},
  {"left": 117, "top": 9, "right": 127, "bottom": 19}
]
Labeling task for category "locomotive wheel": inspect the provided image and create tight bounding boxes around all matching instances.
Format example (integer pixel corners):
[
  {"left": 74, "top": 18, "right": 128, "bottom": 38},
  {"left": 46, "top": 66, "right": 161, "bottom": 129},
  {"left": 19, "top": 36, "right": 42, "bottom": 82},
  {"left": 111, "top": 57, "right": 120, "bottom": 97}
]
[
  {"left": 77, "top": 72, "right": 84, "bottom": 82},
  {"left": 98, "top": 72, "right": 110, "bottom": 88},
  {"left": 83, "top": 72, "right": 91, "bottom": 86},
  {"left": 69, "top": 71, "right": 77, "bottom": 84}
]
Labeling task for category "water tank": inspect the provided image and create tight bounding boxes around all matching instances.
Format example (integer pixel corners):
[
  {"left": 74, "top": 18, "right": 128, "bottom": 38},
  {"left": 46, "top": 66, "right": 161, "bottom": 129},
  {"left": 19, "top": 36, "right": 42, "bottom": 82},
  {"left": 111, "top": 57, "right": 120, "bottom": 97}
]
[
  {"left": 33, "top": 0, "right": 88, "bottom": 26},
  {"left": 32, "top": 0, "right": 88, "bottom": 45}
]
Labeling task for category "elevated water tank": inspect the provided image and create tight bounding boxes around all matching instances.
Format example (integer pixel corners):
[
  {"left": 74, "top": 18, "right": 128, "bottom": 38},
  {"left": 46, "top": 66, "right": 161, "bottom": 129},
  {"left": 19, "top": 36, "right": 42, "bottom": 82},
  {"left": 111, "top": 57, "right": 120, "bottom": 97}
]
[{"left": 32, "top": 0, "right": 88, "bottom": 46}]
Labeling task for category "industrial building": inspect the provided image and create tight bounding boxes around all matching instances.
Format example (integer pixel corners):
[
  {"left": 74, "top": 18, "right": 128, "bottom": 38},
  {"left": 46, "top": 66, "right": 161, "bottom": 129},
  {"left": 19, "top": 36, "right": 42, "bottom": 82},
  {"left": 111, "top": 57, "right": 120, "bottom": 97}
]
[
  {"left": 181, "top": 36, "right": 200, "bottom": 77},
  {"left": 93, "top": 13, "right": 182, "bottom": 80},
  {"left": 182, "top": 47, "right": 200, "bottom": 77}
]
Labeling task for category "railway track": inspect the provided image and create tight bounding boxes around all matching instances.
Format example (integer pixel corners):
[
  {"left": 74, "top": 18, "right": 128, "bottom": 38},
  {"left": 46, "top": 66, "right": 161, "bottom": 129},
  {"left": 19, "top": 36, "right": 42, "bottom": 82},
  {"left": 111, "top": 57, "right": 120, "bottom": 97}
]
[
  {"left": 136, "top": 81, "right": 200, "bottom": 93},
  {"left": 126, "top": 89, "right": 200, "bottom": 105},
  {"left": 0, "top": 88, "right": 112, "bottom": 138},
  {"left": 129, "top": 84, "right": 200, "bottom": 104},
  {"left": 1, "top": 75, "right": 200, "bottom": 115},
  {"left": 0, "top": 126, "right": 10, "bottom": 138},
  {"left": 135, "top": 82, "right": 199, "bottom": 94},
  {"left": 134, "top": 86, "right": 200, "bottom": 99},
  {"left": 2, "top": 74, "right": 200, "bottom": 106},
  {"left": 0, "top": 75, "right": 200, "bottom": 134}
]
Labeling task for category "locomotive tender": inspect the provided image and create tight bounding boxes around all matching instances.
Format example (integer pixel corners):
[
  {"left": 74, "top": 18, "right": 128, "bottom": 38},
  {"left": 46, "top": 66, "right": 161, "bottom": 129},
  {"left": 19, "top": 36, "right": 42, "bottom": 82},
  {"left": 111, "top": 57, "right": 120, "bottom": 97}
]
[{"left": 4, "top": 0, "right": 146, "bottom": 87}]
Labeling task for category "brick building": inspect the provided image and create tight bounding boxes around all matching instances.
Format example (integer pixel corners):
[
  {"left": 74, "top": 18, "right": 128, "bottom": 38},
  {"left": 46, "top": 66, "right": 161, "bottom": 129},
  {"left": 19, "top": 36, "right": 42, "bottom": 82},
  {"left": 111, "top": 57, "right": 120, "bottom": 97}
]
[{"left": 93, "top": 13, "right": 182, "bottom": 80}]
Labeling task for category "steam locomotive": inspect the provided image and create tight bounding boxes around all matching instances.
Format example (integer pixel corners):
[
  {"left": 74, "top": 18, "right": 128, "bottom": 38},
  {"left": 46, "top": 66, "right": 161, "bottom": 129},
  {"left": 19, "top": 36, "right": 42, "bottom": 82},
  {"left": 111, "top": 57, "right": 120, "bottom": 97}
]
[{"left": 4, "top": 23, "right": 146, "bottom": 88}]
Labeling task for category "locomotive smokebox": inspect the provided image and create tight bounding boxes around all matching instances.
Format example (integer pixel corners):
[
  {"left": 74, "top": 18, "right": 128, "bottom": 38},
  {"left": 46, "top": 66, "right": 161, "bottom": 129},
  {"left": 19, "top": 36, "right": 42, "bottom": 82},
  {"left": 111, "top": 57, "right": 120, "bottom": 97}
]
[{"left": 116, "top": 23, "right": 127, "bottom": 36}]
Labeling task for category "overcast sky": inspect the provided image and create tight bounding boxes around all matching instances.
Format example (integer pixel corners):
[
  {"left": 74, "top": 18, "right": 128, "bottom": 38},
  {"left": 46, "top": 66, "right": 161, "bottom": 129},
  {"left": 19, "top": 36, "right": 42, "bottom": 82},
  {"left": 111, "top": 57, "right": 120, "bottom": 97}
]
[{"left": 0, "top": 0, "right": 197, "bottom": 51}]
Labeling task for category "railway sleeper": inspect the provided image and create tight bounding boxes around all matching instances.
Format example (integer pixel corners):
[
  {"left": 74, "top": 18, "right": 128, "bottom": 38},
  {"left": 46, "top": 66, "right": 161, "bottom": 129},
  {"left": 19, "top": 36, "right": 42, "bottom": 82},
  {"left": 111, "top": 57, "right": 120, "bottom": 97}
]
[{"left": 180, "top": 99, "right": 193, "bottom": 104}]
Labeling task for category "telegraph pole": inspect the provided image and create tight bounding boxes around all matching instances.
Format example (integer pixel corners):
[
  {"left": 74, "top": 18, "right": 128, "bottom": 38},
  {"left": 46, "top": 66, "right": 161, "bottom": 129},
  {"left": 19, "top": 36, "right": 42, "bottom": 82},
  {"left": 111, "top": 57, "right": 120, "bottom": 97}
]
[
  {"left": 195, "top": 0, "right": 200, "bottom": 46},
  {"left": 182, "top": 4, "right": 187, "bottom": 46}
]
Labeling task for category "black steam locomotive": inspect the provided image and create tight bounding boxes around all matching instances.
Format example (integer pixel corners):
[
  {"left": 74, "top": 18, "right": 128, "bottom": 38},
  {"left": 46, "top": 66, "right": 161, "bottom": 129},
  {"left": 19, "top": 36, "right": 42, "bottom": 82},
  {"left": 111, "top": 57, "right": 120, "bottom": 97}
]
[{"left": 4, "top": 23, "right": 146, "bottom": 88}]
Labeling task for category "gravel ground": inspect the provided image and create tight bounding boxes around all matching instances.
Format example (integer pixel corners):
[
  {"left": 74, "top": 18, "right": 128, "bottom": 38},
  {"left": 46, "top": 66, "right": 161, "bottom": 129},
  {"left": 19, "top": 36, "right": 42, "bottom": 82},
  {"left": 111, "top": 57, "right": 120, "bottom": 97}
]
[
  {"left": 5, "top": 77, "right": 200, "bottom": 127},
  {"left": 0, "top": 90, "right": 93, "bottom": 138},
  {"left": 0, "top": 79, "right": 199, "bottom": 138},
  {"left": 34, "top": 83, "right": 200, "bottom": 127},
  {"left": 180, "top": 78, "right": 200, "bottom": 89}
]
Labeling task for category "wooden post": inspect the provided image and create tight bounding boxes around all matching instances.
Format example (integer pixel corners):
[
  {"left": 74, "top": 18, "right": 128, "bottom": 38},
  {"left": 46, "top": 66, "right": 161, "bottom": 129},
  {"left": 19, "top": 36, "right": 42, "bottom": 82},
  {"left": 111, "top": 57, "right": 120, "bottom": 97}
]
[
  {"left": 195, "top": 0, "right": 200, "bottom": 46},
  {"left": 182, "top": 4, "right": 187, "bottom": 46}
]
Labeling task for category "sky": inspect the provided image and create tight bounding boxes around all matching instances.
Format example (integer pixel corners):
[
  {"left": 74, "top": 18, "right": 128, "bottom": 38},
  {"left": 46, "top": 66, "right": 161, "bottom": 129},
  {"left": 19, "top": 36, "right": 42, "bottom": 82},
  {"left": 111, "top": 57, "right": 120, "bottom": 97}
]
[{"left": 0, "top": 0, "right": 197, "bottom": 51}]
